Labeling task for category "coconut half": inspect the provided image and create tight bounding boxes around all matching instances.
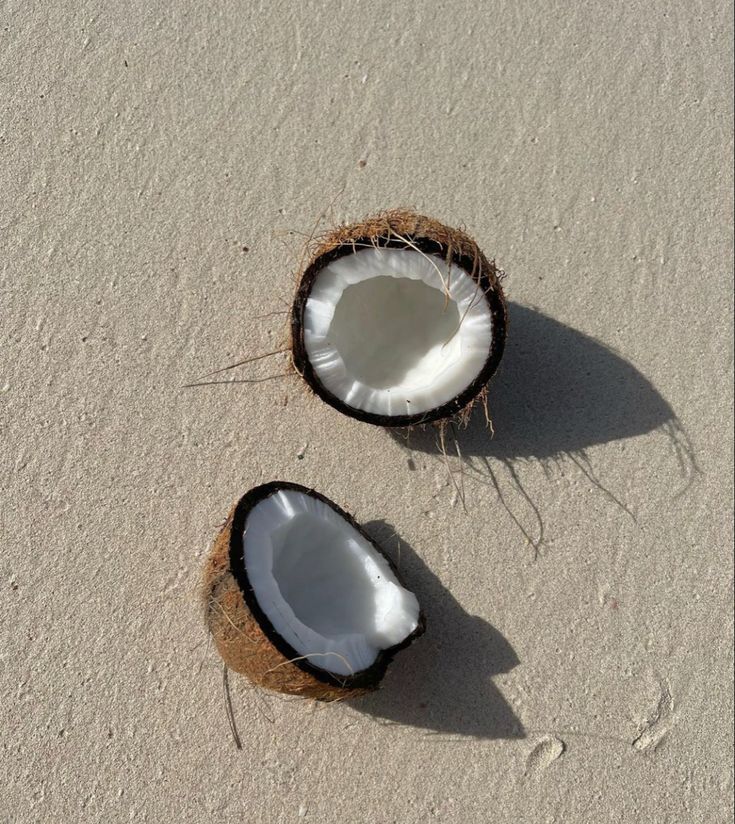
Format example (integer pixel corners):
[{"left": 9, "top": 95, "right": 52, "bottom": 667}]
[
  {"left": 291, "top": 210, "right": 507, "bottom": 427},
  {"left": 203, "top": 482, "right": 424, "bottom": 699}
]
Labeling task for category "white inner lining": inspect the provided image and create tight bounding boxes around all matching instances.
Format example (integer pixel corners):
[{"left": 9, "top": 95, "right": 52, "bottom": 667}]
[
  {"left": 244, "top": 489, "right": 420, "bottom": 676},
  {"left": 303, "top": 247, "right": 494, "bottom": 417}
]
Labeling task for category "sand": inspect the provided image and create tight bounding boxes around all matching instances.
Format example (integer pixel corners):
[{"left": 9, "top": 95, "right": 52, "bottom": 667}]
[{"left": 2, "top": 2, "right": 733, "bottom": 822}]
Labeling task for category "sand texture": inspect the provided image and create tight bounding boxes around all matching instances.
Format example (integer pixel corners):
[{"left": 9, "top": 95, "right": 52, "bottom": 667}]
[{"left": 2, "top": 2, "right": 733, "bottom": 822}]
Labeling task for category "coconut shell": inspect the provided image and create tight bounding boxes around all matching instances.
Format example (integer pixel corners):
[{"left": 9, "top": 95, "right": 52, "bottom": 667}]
[
  {"left": 290, "top": 209, "right": 507, "bottom": 427},
  {"left": 202, "top": 482, "right": 425, "bottom": 700}
]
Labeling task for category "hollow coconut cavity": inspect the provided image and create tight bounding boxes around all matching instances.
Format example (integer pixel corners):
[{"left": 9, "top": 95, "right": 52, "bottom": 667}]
[
  {"left": 203, "top": 482, "right": 424, "bottom": 699},
  {"left": 291, "top": 210, "right": 507, "bottom": 427}
]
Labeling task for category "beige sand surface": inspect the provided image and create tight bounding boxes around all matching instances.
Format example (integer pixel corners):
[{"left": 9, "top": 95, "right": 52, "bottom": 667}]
[{"left": 2, "top": 2, "right": 733, "bottom": 822}]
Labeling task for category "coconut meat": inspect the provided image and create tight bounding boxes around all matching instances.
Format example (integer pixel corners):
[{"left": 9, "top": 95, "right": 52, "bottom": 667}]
[
  {"left": 243, "top": 489, "right": 420, "bottom": 677},
  {"left": 303, "top": 247, "right": 494, "bottom": 417}
]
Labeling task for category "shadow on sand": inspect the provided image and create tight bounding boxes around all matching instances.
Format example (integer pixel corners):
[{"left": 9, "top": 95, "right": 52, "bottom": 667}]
[
  {"left": 389, "top": 302, "right": 699, "bottom": 557},
  {"left": 391, "top": 303, "right": 688, "bottom": 463},
  {"left": 347, "top": 520, "right": 524, "bottom": 740}
]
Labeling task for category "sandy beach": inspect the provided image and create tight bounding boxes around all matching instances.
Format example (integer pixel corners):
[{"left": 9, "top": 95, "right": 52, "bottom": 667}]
[{"left": 2, "top": 2, "right": 733, "bottom": 822}]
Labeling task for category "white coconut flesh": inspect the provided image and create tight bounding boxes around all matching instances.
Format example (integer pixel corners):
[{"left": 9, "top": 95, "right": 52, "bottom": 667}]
[
  {"left": 303, "top": 246, "right": 495, "bottom": 417},
  {"left": 243, "top": 489, "right": 420, "bottom": 676}
]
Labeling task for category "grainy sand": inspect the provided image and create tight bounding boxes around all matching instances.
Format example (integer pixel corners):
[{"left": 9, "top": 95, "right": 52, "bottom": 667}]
[{"left": 2, "top": 3, "right": 733, "bottom": 822}]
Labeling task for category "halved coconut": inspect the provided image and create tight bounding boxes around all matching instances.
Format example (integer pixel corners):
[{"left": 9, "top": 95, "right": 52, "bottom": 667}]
[
  {"left": 203, "top": 482, "right": 424, "bottom": 699},
  {"left": 291, "top": 210, "right": 507, "bottom": 427}
]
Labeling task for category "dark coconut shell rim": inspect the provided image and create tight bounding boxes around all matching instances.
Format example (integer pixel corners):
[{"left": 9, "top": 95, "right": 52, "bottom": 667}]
[
  {"left": 228, "top": 481, "right": 426, "bottom": 690},
  {"left": 291, "top": 234, "right": 507, "bottom": 427}
]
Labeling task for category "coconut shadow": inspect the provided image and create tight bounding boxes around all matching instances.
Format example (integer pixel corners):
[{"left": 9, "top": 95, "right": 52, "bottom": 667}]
[
  {"left": 391, "top": 303, "right": 681, "bottom": 461},
  {"left": 349, "top": 520, "right": 524, "bottom": 740}
]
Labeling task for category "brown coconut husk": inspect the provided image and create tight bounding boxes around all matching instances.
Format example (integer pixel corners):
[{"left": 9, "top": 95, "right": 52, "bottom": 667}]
[
  {"left": 202, "top": 482, "right": 425, "bottom": 701},
  {"left": 290, "top": 209, "right": 507, "bottom": 428}
]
